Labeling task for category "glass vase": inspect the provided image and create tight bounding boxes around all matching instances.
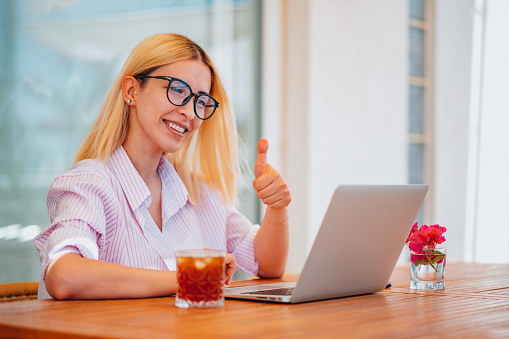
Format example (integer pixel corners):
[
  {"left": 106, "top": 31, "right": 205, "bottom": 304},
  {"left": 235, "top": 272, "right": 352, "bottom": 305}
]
[{"left": 410, "top": 246, "right": 446, "bottom": 290}]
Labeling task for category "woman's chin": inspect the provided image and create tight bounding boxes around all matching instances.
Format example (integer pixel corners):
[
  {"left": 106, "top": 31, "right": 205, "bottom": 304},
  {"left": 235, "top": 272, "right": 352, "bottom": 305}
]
[{"left": 161, "top": 141, "right": 184, "bottom": 154}]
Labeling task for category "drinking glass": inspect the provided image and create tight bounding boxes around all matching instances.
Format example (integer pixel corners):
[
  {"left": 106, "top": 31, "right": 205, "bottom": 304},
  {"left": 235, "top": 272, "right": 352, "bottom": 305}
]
[
  {"left": 410, "top": 247, "right": 447, "bottom": 290},
  {"left": 175, "top": 250, "right": 225, "bottom": 308}
]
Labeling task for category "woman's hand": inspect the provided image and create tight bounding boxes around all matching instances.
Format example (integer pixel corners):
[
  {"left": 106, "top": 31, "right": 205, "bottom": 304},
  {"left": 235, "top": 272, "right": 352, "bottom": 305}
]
[
  {"left": 253, "top": 139, "right": 291, "bottom": 209},
  {"left": 224, "top": 253, "right": 236, "bottom": 286},
  {"left": 252, "top": 138, "right": 291, "bottom": 278},
  {"left": 204, "top": 249, "right": 235, "bottom": 286}
]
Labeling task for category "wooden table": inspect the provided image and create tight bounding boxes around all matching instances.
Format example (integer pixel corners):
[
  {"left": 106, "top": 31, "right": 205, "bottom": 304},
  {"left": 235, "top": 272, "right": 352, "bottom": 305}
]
[{"left": 1, "top": 262, "right": 508, "bottom": 338}]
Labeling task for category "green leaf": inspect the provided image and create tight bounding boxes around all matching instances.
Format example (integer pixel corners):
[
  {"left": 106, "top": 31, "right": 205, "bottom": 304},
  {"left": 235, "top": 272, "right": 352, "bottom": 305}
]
[
  {"left": 430, "top": 254, "right": 445, "bottom": 265},
  {"left": 413, "top": 259, "right": 429, "bottom": 266}
]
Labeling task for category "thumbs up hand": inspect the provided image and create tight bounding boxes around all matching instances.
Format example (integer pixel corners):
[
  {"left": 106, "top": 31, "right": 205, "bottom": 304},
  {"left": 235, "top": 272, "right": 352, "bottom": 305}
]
[{"left": 253, "top": 139, "right": 292, "bottom": 209}]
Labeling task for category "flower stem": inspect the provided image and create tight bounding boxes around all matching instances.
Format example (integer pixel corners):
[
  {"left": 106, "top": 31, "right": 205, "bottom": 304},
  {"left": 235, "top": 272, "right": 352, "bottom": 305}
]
[
  {"left": 429, "top": 262, "right": 438, "bottom": 272},
  {"left": 424, "top": 248, "right": 438, "bottom": 272}
]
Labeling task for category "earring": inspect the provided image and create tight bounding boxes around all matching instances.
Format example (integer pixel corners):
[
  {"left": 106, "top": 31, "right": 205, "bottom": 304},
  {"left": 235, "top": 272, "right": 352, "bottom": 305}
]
[
  {"left": 128, "top": 99, "right": 131, "bottom": 104},
  {"left": 134, "top": 92, "right": 138, "bottom": 95}
]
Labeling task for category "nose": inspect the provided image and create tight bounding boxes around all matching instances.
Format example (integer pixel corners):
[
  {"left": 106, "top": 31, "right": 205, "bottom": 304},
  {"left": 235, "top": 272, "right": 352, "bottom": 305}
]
[{"left": 177, "top": 98, "right": 195, "bottom": 120}]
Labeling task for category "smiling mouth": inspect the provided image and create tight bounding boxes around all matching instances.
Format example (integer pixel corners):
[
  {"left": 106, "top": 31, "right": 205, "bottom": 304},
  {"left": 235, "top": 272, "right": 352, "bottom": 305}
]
[{"left": 164, "top": 120, "right": 187, "bottom": 134}]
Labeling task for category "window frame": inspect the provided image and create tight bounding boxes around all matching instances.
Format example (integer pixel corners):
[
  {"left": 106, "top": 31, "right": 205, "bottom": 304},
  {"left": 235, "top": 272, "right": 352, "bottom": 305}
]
[{"left": 408, "top": 0, "right": 435, "bottom": 223}]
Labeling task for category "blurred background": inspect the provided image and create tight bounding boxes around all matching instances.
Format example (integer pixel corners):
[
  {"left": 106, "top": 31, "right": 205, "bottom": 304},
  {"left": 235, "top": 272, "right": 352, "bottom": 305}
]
[{"left": 0, "top": 0, "right": 508, "bottom": 283}]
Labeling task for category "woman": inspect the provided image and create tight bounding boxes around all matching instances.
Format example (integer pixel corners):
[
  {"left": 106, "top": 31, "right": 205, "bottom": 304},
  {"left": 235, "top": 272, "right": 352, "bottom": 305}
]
[{"left": 34, "top": 33, "right": 291, "bottom": 300}]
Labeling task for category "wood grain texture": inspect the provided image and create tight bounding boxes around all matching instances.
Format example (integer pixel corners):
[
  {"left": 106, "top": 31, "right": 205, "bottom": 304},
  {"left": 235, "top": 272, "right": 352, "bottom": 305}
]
[{"left": 0, "top": 263, "right": 508, "bottom": 339}]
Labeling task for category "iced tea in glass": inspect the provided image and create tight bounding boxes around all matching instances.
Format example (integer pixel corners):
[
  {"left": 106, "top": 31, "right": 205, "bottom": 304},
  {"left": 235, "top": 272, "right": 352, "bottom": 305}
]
[{"left": 175, "top": 250, "right": 225, "bottom": 308}]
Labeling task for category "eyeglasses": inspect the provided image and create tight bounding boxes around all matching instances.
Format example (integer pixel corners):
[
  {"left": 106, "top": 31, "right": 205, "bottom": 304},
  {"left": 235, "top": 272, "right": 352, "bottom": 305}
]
[{"left": 135, "top": 75, "right": 219, "bottom": 120}]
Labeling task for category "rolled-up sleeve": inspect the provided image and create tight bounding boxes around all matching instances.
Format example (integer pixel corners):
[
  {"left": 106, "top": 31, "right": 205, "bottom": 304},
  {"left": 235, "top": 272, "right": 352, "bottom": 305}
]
[
  {"left": 34, "top": 172, "right": 111, "bottom": 281},
  {"left": 226, "top": 207, "right": 260, "bottom": 276}
]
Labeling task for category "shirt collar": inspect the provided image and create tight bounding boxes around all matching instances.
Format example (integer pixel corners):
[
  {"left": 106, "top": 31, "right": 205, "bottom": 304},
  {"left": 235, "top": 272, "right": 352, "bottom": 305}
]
[
  {"left": 108, "top": 146, "right": 192, "bottom": 215},
  {"left": 157, "top": 155, "right": 193, "bottom": 222},
  {"left": 108, "top": 146, "right": 151, "bottom": 211}
]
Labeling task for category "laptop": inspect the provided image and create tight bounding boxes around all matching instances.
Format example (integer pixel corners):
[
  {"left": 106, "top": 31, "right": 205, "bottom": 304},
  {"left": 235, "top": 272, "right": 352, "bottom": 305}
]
[{"left": 225, "top": 184, "right": 428, "bottom": 303}]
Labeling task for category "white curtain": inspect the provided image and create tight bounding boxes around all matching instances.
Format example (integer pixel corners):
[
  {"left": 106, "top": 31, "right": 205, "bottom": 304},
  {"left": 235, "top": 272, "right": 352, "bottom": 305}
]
[{"left": 465, "top": 0, "right": 509, "bottom": 263}]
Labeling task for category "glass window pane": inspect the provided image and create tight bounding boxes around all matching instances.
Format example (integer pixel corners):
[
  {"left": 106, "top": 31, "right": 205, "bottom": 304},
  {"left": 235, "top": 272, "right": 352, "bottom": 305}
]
[
  {"left": 409, "top": 0, "right": 425, "bottom": 21},
  {"left": 409, "top": 26, "right": 425, "bottom": 77},
  {"left": 408, "top": 142, "right": 425, "bottom": 184},
  {"left": 408, "top": 84, "right": 425, "bottom": 134},
  {"left": 0, "top": 0, "right": 261, "bottom": 283}
]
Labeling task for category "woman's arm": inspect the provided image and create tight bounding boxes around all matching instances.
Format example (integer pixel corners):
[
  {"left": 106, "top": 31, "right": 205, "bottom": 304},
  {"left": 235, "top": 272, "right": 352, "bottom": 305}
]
[
  {"left": 252, "top": 139, "right": 291, "bottom": 278},
  {"left": 254, "top": 207, "right": 289, "bottom": 278},
  {"left": 45, "top": 252, "right": 237, "bottom": 300},
  {"left": 45, "top": 253, "right": 176, "bottom": 300}
]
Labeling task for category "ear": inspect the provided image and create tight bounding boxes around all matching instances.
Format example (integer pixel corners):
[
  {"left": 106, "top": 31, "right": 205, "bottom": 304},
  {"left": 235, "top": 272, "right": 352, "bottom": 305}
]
[{"left": 122, "top": 76, "right": 137, "bottom": 105}]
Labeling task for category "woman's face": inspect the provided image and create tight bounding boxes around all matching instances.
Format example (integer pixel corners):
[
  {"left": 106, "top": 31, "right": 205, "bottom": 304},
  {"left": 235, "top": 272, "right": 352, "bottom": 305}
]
[{"left": 129, "top": 59, "right": 212, "bottom": 155}]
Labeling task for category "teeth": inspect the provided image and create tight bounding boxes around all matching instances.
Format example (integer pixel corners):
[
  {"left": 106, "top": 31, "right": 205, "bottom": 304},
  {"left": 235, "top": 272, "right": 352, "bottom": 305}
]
[{"left": 166, "top": 121, "right": 185, "bottom": 133}]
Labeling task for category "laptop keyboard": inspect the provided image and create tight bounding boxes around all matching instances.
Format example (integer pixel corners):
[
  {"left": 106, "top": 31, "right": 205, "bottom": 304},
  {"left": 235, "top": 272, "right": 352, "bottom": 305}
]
[{"left": 241, "top": 287, "right": 294, "bottom": 296}]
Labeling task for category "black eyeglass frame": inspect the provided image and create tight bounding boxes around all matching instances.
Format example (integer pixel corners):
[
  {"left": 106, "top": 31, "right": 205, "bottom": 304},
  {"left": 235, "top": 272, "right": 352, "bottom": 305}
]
[{"left": 134, "top": 75, "right": 219, "bottom": 120}]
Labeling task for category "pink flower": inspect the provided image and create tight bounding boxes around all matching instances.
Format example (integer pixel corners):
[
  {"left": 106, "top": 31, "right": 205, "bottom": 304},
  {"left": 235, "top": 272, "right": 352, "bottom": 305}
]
[
  {"left": 410, "top": 253, "right": 420, "bottom": 263},
  {"left": 407, "top": 231, "right": 426, "bottom": 252},
  {"left": 425, "top": 225, "right": 446, "bottom": 246},
  {"left": 406, "top": 223, "right": 447, "bottom": 253},
  {"left": 407, "top": 222, "right": 419, "bottom": 239},
  {"left": 407, "top": 224, "right": 447, "bottom": 270}
]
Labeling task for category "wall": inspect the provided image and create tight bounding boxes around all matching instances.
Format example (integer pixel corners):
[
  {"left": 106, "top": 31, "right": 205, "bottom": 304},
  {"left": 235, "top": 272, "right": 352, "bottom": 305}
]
[
  {"left": 263, "top": 0, "right": 408, "bottom": 273},
  {"left": 262, "top": 0, "right": 503, "bottom": 272},
  {"left": 435, "top": 0, "right": 509, "bottom": 264},
  {"left": 434, "top": 0, "right": 473, "bottom": 262},
  {"left": 466, "top": 0, "right": 509, "bottom": 263}
]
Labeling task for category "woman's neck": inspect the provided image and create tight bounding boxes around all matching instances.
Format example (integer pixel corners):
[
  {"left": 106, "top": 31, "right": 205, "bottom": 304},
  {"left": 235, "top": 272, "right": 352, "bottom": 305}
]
[{"left": 122, "top": 139, "right": 162, "bottom": 184}]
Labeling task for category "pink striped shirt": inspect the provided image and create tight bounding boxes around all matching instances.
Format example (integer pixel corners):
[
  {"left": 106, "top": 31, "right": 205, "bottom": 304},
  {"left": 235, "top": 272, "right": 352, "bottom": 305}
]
[{"left": 34, "top": 146, "right": 260, "bottom": 299}]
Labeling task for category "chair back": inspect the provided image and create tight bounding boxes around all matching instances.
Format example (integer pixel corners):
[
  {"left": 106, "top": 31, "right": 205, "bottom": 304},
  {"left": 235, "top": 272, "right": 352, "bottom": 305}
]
[{"left": 0, "top": 282, "right": 39, "bottom": 302}]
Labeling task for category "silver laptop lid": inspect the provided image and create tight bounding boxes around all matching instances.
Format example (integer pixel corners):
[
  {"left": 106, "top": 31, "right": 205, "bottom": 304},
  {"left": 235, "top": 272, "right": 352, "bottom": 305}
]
[
  {"left": 224, "top": 184, "right": 428, "bottom": 303},
  {"left": 290, "top": 184, "right": 428, "bottom": 303}
]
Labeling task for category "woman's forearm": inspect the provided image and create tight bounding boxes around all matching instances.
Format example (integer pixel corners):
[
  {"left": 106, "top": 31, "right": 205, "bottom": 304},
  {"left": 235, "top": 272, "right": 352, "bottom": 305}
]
[
  {"left": 45, "top": 253, "right": 177, "bottom": 300},
  {"left": 254, "top": 206, "right": 289, "bottom": 278}
]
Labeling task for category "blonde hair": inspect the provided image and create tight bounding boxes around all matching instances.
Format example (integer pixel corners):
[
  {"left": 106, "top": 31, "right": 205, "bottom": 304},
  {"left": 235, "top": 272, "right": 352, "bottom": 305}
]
[{"left": 75, "top": 33, "right": 240, "bottom": 206}]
